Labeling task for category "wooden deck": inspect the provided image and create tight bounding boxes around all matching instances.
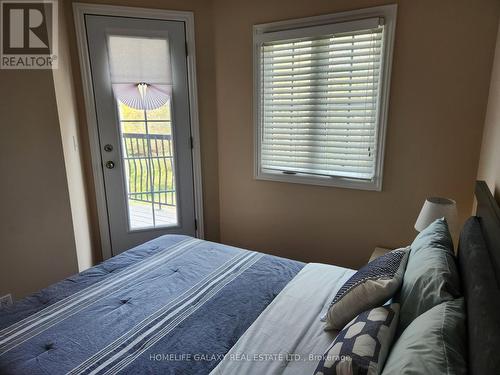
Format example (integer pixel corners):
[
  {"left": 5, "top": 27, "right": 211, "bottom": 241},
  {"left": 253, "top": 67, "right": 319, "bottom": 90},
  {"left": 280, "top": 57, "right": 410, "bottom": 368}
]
[{"left": 129, "top": 202, "right": 177, "bottom": 228}]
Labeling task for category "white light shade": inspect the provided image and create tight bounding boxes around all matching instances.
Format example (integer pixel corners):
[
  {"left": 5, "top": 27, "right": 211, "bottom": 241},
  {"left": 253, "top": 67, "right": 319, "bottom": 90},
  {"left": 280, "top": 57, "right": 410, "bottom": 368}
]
[
  {"left": 415, "top": 197, "right": 458, "bottom": 233},
  {"left": 107, "top": 35, "right": 172, "bottom": 84}
]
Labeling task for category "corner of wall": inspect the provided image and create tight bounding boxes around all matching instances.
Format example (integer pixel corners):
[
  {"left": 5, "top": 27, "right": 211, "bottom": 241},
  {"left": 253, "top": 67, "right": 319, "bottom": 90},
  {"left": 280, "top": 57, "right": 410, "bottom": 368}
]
[
  {"left": 477, "top": 20, "right": 500, "bottom": 206},
  {"left": 52, "top": 0, "right": 95, "bottom": 271}
]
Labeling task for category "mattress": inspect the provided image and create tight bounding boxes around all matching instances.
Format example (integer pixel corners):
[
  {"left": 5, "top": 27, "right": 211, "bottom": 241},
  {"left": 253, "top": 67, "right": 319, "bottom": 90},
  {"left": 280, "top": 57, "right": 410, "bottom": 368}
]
[
  {"left": 211, "top": 263, "right": 355, "bottom": 375},
  {"left": 0, "top": 235, "right": 304, "bottom": 374}
]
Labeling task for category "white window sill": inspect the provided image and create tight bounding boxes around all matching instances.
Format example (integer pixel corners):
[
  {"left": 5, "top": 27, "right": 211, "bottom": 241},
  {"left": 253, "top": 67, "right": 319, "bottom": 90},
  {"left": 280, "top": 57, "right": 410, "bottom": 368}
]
[{"left": 255, "top": 170, "right": 382, "bottom": 191}]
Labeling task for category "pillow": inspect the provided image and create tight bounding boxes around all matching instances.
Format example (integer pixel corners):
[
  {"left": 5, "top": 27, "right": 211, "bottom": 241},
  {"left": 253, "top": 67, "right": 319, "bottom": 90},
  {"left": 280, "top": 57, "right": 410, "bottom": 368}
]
[
  {"left": 314, "top": 303, "right": 400, "bottom": 375},
  {"left": 397, "top": 218, "right": 461, "bottom": 333},
  {"left": 324, "top": 247, "right": 410, "bottom": 330},
  {"left": 412, "top": 217, "right": 454, "bottom": 253},
  {"left": 382, "top": 298, "right": 466, "bottom": 375}
]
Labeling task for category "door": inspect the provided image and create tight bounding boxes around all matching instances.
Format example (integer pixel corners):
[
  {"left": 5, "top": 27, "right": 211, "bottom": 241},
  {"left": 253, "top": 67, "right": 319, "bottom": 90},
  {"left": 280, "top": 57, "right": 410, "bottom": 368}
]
[{"left": 85, "top": 15, "right": 196, "bottom": 255}]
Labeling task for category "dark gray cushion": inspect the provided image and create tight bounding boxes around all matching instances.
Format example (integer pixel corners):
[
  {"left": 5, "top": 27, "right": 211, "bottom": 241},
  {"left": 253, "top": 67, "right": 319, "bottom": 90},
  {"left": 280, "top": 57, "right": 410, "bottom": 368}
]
[
  {"left": 458, "top": 217, "right": 500, "bottom": 375},
  {"left": 397, "top": 218, "right": 461, "bottom": 333}
]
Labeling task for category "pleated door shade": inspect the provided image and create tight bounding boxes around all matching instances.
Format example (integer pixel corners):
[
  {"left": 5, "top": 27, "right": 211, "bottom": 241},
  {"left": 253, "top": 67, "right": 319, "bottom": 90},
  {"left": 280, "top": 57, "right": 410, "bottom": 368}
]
[
  {"left": 415, "top": 197, "right": 458, "bottom": 233},
  {"left": 107, "top": 35, "right": 172, "bottom": 110},
  {"left": 111, "top": 83, "right": 171, "bottom": 110}
]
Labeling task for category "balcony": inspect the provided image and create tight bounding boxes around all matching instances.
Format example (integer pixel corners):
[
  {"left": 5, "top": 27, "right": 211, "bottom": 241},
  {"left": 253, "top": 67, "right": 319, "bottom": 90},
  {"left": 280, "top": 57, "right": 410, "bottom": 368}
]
[{"left": 122, "top": 132, "right": 177, "bottom": 229}]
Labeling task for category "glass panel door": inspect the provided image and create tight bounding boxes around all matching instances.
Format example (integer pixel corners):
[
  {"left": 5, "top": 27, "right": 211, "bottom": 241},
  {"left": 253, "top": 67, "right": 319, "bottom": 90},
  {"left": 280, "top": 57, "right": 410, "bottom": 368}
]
[{"left": 85, "top": 15, "right": 196, "bottom": 255}]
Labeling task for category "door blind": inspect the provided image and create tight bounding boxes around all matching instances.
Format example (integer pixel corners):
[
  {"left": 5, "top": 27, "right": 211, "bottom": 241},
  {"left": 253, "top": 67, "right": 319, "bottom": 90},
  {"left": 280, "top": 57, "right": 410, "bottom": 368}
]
[{"left": 259, "top": 24, "right": 384, "bottom": 180}]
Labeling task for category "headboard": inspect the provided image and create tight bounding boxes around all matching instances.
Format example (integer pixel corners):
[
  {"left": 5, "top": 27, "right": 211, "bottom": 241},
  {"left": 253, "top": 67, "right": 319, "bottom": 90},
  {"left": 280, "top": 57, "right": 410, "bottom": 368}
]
[
  {"left": 458, "top": 180, "right": 500, "bottom": 375},
  {"left": 474, "top": 181, "right": 500, "bottom": 279}
]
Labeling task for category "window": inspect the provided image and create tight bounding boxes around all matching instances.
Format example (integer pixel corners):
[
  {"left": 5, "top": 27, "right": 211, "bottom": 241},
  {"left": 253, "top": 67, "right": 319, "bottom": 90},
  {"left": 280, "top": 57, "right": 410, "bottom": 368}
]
[
  {"left": 253, "top": 5, "right": 396, "bottom": 190},
  {"left": 107, "top": 35, "right": 178, "bottom": 229}
]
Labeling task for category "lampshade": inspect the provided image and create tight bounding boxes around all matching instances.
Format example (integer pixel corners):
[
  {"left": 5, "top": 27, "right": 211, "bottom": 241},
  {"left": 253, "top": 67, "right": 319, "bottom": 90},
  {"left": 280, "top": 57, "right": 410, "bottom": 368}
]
[{"left": 414, "top": 197, "right": 458, "bottom": 233}]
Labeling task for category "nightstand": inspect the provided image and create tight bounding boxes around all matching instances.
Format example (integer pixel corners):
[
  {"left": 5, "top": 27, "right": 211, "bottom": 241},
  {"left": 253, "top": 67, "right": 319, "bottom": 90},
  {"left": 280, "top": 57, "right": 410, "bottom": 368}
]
[{"left": 369, "top": 247, "right": 392, "bottom": 263}]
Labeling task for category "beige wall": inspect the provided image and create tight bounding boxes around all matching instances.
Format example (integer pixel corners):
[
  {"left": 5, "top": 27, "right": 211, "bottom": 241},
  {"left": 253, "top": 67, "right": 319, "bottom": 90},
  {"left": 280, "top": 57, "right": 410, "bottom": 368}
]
[
  {"left": 2, "top": 0, "right": 499, "bottom": 299},
  {"left": 65, "top": 0, "right": 221, "bottom": 248},
  {"left": 213, "top": 0, "right": 500, "bottom": 268},
  {"left": 53, "top": 0, "right": 94, "bottom": 271},
  {"left": 0, "top": 70, "right": 79, "bottom": 298},
  {"left": 478, "top": 23, "right": 500, "bottom": 203}
]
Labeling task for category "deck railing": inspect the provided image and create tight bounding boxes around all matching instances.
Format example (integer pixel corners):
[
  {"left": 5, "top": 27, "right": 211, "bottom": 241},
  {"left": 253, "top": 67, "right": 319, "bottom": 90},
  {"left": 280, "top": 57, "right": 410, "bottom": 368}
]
[{"left": 122, "top": 133, "right": 176, "bottom": 209}]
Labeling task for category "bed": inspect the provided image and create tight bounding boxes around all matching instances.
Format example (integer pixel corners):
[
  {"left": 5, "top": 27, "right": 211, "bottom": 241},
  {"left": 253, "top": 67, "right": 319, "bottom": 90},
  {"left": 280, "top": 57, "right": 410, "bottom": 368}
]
[
  {"left": 0, "top": 236, "right": 307, "bottom": 374},
  {"left": 1, "top": 180, "right": 499, "bottom": 374}
]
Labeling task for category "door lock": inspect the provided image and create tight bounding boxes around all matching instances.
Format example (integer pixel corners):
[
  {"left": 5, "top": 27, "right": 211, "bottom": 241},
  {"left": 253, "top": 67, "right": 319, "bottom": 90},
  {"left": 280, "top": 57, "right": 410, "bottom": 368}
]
[
  {"left": 104, "top": 144, "right": 113, "bottom": 152},
  {"left": 105, "top": 161, "right": 115, "bottom": 169}
]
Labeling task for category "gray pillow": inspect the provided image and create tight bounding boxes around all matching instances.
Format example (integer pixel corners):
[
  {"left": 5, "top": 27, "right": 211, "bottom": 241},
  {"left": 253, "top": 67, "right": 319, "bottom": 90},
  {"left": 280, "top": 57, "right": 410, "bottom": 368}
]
[
  {"left": 397, "top": 218, "right": 461, "bottom": 333},
  {"left": 382, "top": 298, "right": 466, "bottom": 375},
  {"left": 411, "top": 217, "right": 454, "bottom": 253}
]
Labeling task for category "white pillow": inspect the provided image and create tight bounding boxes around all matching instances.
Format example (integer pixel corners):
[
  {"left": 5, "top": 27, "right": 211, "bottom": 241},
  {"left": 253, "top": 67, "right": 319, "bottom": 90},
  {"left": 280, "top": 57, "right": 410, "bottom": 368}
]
[{"left": 324, "top": 247, "right": 410, "bottom": 330}]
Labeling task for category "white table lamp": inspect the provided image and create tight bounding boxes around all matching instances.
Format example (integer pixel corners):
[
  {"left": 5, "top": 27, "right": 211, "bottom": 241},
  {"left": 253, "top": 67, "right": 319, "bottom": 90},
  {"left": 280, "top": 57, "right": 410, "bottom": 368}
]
[{"left": 415, "top": 197, "right": 458, "bottom": 233}]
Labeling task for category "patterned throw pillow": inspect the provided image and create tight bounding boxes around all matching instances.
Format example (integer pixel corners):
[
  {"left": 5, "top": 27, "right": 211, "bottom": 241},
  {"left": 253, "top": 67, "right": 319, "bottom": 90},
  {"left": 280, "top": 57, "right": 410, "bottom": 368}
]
[
  {"left": 314, "top": 303, "right": 400, "bottom": 375},
  {"left": 324, "top": 247, "right": 409, "bottom": 330}
]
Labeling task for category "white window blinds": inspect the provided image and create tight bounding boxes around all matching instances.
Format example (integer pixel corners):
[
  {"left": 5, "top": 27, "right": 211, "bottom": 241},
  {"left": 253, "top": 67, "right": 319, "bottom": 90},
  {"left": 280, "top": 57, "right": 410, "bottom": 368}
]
[{"left": 257, "top": 18, "right": 386, "bottom": 181}]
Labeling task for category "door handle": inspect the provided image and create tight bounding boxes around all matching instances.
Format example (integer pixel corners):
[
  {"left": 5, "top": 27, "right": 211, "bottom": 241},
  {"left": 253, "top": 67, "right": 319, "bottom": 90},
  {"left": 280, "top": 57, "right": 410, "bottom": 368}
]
[{"left": 105, "top": 161, "right": 115, "bottom": 169}]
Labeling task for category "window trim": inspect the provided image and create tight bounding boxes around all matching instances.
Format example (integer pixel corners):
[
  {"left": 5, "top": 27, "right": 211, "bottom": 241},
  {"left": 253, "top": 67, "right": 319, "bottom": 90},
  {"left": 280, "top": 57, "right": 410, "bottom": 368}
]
[{"left": 253, "top": 4, "right": 397, "bottom": 191}]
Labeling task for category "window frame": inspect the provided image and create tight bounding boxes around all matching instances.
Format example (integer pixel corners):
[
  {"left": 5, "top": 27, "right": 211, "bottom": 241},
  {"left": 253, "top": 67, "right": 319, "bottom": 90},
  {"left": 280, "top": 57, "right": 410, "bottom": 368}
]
[{"left": 253, "top": 5, "right": 397, "bottom": 191}]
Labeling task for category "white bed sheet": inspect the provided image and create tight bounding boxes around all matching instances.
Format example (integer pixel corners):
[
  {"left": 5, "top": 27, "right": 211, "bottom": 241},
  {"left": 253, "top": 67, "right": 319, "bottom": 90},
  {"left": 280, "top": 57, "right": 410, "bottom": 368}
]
[{"left": 211, "top": 262, "right": 355, "bottom": 375}]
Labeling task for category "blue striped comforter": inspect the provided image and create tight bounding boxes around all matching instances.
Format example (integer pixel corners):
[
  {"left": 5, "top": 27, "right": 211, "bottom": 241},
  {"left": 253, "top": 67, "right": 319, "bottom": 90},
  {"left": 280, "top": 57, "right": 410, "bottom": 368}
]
[{"left": 0, "top": 235, "right": 304, "bottom": 374}]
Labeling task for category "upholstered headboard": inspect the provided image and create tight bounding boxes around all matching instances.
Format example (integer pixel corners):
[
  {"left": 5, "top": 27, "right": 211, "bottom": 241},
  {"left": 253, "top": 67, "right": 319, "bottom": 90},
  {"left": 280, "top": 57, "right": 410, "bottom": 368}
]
[{"left": 458, "top": 181, "right": 500, "bottom": 375}]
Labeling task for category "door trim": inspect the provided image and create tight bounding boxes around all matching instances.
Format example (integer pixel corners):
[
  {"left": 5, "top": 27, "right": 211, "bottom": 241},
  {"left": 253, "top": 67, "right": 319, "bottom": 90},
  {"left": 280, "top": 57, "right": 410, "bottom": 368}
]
[{"left": 73, "top": 3, "right": 204, "bottom": 260}]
